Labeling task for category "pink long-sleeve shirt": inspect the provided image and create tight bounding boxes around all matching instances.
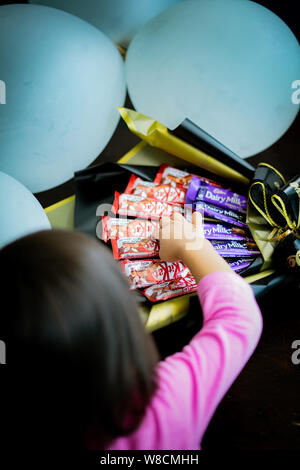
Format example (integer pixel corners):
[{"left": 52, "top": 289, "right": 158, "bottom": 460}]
[{"left": 90, "top": 271, "right": 263, "bottom": 450}]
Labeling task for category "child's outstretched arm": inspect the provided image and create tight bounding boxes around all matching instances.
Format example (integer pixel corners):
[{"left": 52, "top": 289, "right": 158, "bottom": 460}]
[{"left": 107, "top": 213, "right": 263, "bottom": 450}]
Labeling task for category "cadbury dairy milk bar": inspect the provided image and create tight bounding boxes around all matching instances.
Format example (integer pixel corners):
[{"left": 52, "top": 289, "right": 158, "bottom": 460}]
[
  {"left": 211, "top": 240, "right": 260, "bottom": 257},
  {"left": 186, "top": 176, "right": 247, "bottom": 214},
  {"left": 227, "top": 258, "right": 255, "bottom": 272},
  {"left": 195, "top": 201, "right": 247, "bottom": 227},
  {"left": 203, "top": 223, "right": 252, "bottom": 241}
]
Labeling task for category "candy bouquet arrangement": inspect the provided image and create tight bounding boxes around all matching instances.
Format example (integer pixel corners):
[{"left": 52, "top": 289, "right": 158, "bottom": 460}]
[
  {"left": 72, "top": 109, "right": 298, "bottom": 323},
  {"left": 100, "top": 164, "right": 260, "bottom": 302}
]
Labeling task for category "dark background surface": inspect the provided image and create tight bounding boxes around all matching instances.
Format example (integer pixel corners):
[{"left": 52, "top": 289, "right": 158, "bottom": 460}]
[{"left": 1, "top": 0, "right": 300, "bottom": 451}]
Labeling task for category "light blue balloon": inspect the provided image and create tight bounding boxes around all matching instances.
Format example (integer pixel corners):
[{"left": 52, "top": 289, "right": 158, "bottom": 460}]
[
  {"left": 0, "top": 172, "right": 51, "bottom": 248},
  {"left": 0, "top": 4, "right": 126, "bottom": 192},
  {"left": 126, "top": 0, "right": 300, "bottom": 158},
  {"left": 29, "top": 0, "right": 183, "bottom": 47}
]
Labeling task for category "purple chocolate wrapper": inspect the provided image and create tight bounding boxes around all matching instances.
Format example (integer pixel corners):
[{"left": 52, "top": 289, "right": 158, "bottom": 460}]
[
  {"left": 228, "top": 258, "right": 255, "bottom": 272},
  {"left": 211, "top": 240, "right": 260, "bottom": 257},
  {"left": 203, "top": 223, "right": 252, "bottom": 241},
  {"left": 186, "top": 176, "right": 247, "bottom": 214},
  {"left": 195, "top": 201, "right": 247, "bottom": 227}
]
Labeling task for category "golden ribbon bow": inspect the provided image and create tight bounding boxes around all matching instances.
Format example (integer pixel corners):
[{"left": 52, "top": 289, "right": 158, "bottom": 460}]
[{"left": 248, "top": 163, "right": 300, "bottom": 242}]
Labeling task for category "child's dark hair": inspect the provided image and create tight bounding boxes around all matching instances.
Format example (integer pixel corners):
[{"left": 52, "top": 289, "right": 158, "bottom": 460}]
[{"left": 0, "top": 230, "right": 159, "bottom": 451}]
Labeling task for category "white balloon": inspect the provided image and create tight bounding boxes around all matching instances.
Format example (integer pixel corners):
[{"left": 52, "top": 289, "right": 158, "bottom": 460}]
[
  {"left": 0, "top": 172, "right": 51, "bottom": 248},
  {"left": 29, "top": 0, "right": 183, "bottom": 46},
  {"left": 0, "top": 4, "right": 126, "bottom": 192},
  {"left": 126, "top": 0, "right": 300, "bottom": 157}
]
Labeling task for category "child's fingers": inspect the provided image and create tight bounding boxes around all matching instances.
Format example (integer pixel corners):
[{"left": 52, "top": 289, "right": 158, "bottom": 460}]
[
  {"left": 160, "top": 216, "right": 170, "bottom": 228},
  {"left": 192, "top": 211, "right": 204, "bottom": 238},
  {"left": 173, "top": 212, "right": 185, "bottom": 223},
  {"left": 153, "top": 226, "right": 161, "bottom": 240},
  {"left": 157, "top": 216, "right": 172, "bottom": 241},
  {"left": 192, "top": 211, "right": 202, "bottom": 227}
]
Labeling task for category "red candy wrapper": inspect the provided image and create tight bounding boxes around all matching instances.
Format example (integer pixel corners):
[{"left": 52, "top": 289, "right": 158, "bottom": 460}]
[
  {"left": 112, "top": 192, "right": 192, "bottom": 221},
  {"left": 125, "top": 174, "right": 186, "bottom": 204},
  {"left": 120, "top": 259, "right": 190, "bottom": 289},
  {"left": 111, "top": 238, "right": 160, "bottom": 260},
  {"left": 101, "top": 217, "right": 159, "bottom": 242},
  {"left": 142, "top": 273, "right": 197, "bottom": 302},
  {"left": 154, "top": 164, "right": 222, "bottom": 189}
]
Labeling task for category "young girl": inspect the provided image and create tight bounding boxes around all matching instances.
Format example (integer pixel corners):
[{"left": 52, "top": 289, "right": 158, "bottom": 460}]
[{"left": 0, "top": 212, "right": 262, "bottom": 451}]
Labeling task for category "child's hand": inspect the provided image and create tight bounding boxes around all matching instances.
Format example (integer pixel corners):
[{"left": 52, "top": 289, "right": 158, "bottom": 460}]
[
  {"left": 156, "top": 212, "right": 233, "bottom": 283},
  {"left": 156, "top": 212, "right": 204, "bottom": 262}
]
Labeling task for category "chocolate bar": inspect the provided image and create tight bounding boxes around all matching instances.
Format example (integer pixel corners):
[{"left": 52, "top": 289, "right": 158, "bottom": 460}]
[
  {"left": 142, "top": 273, "right": 197, "bottom": 302},
  {"left": 186, "top": 176, "right": 247, "bottom": 214},
  {"left": 195, "top": 201, "right": 247, "bottom": 227},
  {"left": 125, "top": 174, "right": 186, "bottom": 204},
  {"left": 102, "top": 217, "right": 250, "bottom": 243},
  {"left": 203, "top": 223, "right": 252, "bottom": 241},
  {"left": 120, "top": 259, "right": 190, "bottom": 289},
  {"left": 211, "top": 240, "right": 260, "bottom": 257},
  {"left": 111, "top": 238, "right": 159, "bottom": 260},
  {"left": 227, "top": 258, "right": 255, "bottom": 273},
  {"left": 154, "top": 164, "right": 222, "bottom": 189},
  {"left": 112, "top": 192, "right": 192, "bottom": 221},
  {"left": 101, "top": 217, "right": 159, "bottom": 242}
]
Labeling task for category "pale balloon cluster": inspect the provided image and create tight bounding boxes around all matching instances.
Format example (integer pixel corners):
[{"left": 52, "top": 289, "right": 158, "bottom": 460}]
[{"left": 0, "top": 0, "right": 299, "bottom": 247}]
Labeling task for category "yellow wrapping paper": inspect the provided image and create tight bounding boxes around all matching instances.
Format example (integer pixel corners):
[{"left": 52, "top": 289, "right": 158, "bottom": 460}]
[{"left": 118, "top": 107, "right": 249, "bottom": 186}]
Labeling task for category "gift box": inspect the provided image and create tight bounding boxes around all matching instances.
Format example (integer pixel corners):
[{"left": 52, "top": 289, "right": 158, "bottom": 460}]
[{"left": 45, "top": 112, "right": 290, "bottom": 332}]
